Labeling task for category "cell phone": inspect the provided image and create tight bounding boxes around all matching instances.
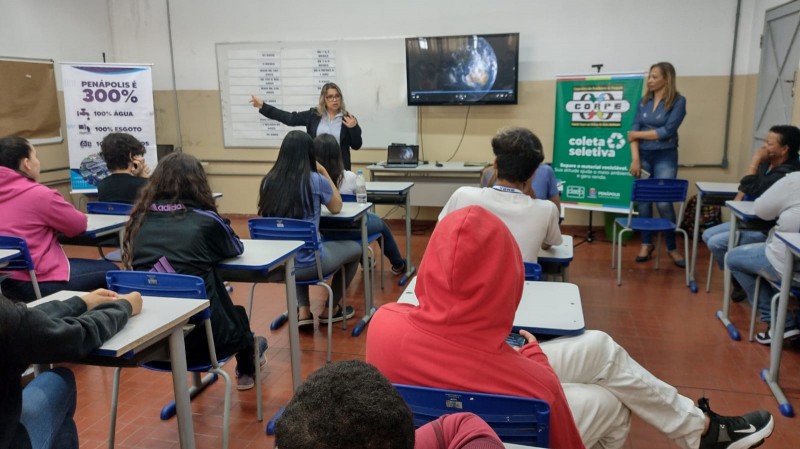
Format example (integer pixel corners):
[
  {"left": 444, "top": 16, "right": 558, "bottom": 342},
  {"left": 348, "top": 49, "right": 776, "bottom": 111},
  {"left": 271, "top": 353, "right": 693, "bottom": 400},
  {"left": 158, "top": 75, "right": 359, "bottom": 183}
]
[
  {"left": 505, "top": 333, "right": 527, "bottom": 348},
  {"left": 639, "top": 169, "right": 651, "bottom": 179}
]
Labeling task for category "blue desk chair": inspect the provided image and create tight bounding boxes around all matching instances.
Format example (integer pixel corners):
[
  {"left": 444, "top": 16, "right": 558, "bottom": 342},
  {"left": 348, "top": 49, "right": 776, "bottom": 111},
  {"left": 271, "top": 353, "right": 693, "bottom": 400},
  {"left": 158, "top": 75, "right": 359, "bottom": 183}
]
[
  {"left": 393, "top": 384, "right": 551, "bottom": 447},
  {"left": 105, "top": 270, "right": 237, "bottom": 449},
  {"left": 611, "top": 178, "right": 690, "bottom": 287},
  {"left": 249, "top": 218, "right": 346, "bottom": 363},
  {"left": 749, "top": 274, "right": 800, "bottom": 343},
  {"left": 0, "top": 235, "right": 41, "bottom": 299},
  {"left": 86, "top": 201, "right": 132, "bottom": 262},
  {"left": 523, "top": 262, "right": 542, "bottom": 281}
]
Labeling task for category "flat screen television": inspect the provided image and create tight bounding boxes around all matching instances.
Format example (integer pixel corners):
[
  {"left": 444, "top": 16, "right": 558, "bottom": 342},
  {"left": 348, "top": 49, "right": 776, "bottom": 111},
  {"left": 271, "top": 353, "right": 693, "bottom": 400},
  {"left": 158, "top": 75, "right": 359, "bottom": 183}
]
[{"left": 405, "top": 32, "right": 519, "bottom": 106}]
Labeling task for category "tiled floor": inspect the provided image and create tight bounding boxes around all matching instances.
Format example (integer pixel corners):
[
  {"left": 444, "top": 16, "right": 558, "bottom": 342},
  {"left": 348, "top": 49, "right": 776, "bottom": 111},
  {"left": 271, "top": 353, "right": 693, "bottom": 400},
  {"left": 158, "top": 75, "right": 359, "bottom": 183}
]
[{"left": 59, "top": 219, "right": 800, "bottom": 448}]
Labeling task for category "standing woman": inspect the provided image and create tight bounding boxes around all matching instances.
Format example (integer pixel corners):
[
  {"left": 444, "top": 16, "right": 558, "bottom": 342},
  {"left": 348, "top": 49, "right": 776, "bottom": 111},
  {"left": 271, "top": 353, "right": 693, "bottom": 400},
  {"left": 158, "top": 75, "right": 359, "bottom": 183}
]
[
  {"left": 0, "top": 136, "right": 118, "bottom": 301},
  {"left": 628, "top": 62, "right": 688, "bottom": 267},
  {"left": 250, "top": 82, "right": 363, "bottom": 170},
  {"left": 258, "top": 131, "right": 362, "bottom": 326}
]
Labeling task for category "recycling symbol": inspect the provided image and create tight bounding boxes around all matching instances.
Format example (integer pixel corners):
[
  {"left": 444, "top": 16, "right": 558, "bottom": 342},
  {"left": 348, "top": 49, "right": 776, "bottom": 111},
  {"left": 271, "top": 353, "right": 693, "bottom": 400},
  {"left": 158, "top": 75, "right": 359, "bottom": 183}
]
[{"left": 607, "top": 132, "right": 626, "bottom": 150}]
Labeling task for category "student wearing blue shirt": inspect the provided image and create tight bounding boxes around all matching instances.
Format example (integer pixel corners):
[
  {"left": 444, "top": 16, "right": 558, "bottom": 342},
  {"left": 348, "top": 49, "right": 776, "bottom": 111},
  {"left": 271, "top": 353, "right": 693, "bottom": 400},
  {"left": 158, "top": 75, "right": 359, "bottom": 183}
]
[{"left": 628, "top": 62, "right": 688, "bottom": 267}]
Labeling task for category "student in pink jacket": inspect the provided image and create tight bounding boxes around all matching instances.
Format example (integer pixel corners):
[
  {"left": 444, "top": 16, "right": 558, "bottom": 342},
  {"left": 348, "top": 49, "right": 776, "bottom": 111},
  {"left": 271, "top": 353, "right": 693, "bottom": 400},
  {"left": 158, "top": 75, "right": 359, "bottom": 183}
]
[{"left": 0, "top": 136, "right": 118, "bottom": 302}]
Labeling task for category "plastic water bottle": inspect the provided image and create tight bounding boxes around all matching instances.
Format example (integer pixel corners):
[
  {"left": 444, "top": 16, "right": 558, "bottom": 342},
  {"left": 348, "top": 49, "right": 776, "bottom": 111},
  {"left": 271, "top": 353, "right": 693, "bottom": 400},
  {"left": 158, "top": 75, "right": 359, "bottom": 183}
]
[{"left": 356, "top": 170, "right": 368, "bottom": 205}]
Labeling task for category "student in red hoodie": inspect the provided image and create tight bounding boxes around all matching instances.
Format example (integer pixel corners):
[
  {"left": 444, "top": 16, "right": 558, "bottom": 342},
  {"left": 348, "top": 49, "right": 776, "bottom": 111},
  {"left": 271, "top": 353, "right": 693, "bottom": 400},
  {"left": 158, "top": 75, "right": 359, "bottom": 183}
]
[{"left": 366, "top": 206, "right": 773, "bottom": 449}]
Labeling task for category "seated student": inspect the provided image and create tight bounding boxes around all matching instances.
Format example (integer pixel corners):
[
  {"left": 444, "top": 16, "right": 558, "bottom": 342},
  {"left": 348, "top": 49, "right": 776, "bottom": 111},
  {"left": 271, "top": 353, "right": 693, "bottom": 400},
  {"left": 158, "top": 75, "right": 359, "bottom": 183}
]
[
  {"left": 122, "top": 153, "right": 266, "bottom": 390},
  {"left": 275, "top": 359, "right": 504, "bottom": 449},
  {"left": 0, "top": 136, "right": 118, "bottom": 302},
  {"left": 482, "top": 161, "right": 561, "bottom": 210},
  {"left": 726, "top": 171, "right": 800, "bottom": 344},
  {"left": 258, "top": 131, "right": 362, "bottom": 325},
  {"left": 441, "top": 127, "right": 562, "bottom": 263},
  {"left": 313, "top": 134, "right": 407, "bottom": 275},
  {"left": 97, "top": 132, "right": 150, "bottom": 203},
  {"left": 703, "top": 125, "right": 800, "bottom": 301},
  {"left": 1, "top": 288, "right": 142, "bottom": 449},
  {"left": 367, "top": 206, "right": 774, "bottom": 449}
]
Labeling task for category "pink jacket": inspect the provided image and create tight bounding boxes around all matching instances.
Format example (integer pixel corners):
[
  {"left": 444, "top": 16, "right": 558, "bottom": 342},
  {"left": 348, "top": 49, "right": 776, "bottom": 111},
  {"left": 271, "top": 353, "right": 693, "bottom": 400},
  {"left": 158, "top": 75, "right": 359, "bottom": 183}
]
[{"left": 0, "top": 167, "right": 87, "bottom": 282}]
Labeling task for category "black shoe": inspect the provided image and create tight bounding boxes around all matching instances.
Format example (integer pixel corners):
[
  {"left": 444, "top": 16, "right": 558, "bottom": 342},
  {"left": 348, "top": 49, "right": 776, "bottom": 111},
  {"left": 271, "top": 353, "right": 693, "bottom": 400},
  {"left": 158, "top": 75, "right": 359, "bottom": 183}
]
[
  {"left": 754, "top": 326, "right": 800, "bottom": 345},
  {"left": 698, "top": 397, "right": 774, "bottom": 449},
  {"left": 319, "top": 305, "right": 355, "bottom": 324},
  {"left": 635, "top": 245, "right": 655, "bottom": 263},
  {"left": 731, "top": 279, "right": 747, "bottom": 303}
]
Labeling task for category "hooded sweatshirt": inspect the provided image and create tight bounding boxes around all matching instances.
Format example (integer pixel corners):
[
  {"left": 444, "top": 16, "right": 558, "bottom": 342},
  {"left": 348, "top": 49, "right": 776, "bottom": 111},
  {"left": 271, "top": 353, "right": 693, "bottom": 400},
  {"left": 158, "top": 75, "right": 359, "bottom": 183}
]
[
  {"left": 0, "top": 167, "right": 87, "bottom": 282},
  {"left": 366, "top": 205, "right": 584, "bottom": 449}
]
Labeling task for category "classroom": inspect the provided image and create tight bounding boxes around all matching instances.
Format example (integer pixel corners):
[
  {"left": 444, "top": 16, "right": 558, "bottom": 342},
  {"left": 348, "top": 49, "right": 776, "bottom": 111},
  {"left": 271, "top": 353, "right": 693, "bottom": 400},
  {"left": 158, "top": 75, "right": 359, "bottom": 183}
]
[{"left": 2, "top": 0, "right": 800, "bottom": 448}]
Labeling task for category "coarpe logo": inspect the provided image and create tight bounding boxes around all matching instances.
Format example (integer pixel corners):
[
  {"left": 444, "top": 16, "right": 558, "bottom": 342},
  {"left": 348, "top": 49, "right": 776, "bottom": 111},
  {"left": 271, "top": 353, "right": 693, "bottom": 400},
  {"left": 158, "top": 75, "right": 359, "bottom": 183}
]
[{"left": 565, "top": 89, "right": 630, "bottom": 123}]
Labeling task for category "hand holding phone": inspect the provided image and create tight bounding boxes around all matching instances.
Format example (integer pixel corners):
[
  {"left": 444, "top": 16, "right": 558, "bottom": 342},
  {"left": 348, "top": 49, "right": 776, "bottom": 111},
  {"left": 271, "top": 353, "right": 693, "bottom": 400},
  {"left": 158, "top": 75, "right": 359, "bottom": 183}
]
[
  {"left": 505, "top": 333, "right": 527, "bottom": 349},
  {"left": 639, "top": 169, "right": 651, "bottom": 179}
]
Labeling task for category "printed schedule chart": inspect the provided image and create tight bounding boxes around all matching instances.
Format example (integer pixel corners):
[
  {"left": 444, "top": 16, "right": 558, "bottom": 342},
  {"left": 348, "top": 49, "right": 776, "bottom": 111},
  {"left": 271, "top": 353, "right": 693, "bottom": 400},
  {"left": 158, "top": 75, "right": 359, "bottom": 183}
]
[{"left": 221, "top": 48, "right": 336, "bottom": 147}]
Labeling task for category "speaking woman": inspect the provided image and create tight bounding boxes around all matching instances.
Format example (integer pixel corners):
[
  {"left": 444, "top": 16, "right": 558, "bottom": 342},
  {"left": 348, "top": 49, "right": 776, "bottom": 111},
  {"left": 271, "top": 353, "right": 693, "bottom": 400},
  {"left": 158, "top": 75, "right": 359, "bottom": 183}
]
[
  {"left": 628, "top": 62, "right": 687, "bottom": 267},
  {"left": 250, "top": 82, "right": 362, "bottom": 170}
]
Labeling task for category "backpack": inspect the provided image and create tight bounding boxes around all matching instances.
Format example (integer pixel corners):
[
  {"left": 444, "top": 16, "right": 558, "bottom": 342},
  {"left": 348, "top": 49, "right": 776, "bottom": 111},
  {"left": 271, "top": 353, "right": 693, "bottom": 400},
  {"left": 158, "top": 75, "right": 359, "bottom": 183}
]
[{"left": 681, "top": 194, "right": 721, "bottom": 234}]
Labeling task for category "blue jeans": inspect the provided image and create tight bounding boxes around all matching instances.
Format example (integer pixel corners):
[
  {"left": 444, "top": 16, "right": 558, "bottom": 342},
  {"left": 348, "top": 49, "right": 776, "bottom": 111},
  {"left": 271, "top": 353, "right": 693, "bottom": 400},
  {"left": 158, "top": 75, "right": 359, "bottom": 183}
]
[
  {"left": 322, "top": 213, "right": 405, "bottom": 268},
  {"left": 726, "top": 242, "right": 797, "bottom": 329},
  {"left": 1, "top": 258, "right": 118, "bottom": 302},
  {"left": 702, "top": 222, "right": 767, "bottom": 270},
  {"left": 639, "top": 149, "right": 679, "bottom": 250},
  {"left": 20, "top": 367, "right": 78, "bottom": 449}
]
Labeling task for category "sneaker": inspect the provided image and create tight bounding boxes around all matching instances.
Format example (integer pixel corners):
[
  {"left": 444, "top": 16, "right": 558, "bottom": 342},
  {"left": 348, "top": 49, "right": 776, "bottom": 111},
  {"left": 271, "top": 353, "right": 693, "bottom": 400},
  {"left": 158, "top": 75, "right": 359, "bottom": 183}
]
[
  {"left": 318, "top": 305, "right": 356, "bottom": 324},
  {"left": 754, "top": 326, "right": 800, "bottom": 345},
  {"left": 391, "top": 261, "right": 406, "bottom": 276},
  {"left": 236, "top": 336, "right": 268, "bottom": 391},
  {"left": 698, "top": 397, "right": 774, "bottom": 449}
]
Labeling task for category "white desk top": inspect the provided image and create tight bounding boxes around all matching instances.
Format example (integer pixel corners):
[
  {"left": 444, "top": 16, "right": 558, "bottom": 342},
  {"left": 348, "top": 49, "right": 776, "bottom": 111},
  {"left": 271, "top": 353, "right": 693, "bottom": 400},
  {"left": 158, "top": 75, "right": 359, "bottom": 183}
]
[
  {"left": 0, "top": 248, "right": 20, "bottom": 264},
  {"left": 398, "top": 278, "right": 585, "bottom": 336},
  {"left": 28, "top": 290, "right": 208, "bottom": 358},
  {"left": 366, "top": 181, "right": 415, "bottom": 193},
  {"left": 368, "top": 162, "right": 486, "bottom": 173},
  {"left": 776, "top": 232, "right": 800, "bottom": 254},
  {"left": 537, "top": 235, "right": 573, "bottom": 262},
  {"left": 726, "top": 200, "right": 757, "bottom": 219},
  {"left": 696, "top": 182, "right": 739, "bottom": 195},
  {"left": 85, "top": 213, "right": 129, "bottom": 237},
  {"left": 218, "top": 239, "right": 303, "bottom": 271},
  {"left": 321, "top": 201, "right": 371, "bottom": 220}
]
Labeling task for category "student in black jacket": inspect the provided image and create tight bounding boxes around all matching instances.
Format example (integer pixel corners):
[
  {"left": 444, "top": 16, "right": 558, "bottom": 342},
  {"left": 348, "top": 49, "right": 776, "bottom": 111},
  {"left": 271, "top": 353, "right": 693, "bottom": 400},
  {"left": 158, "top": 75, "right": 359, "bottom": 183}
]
[
  {"left": 0, "top": 289, "right": 141, "bottom": 449},
  {"left": 249, "top": 82, "right": 363, "bottom": 170}
]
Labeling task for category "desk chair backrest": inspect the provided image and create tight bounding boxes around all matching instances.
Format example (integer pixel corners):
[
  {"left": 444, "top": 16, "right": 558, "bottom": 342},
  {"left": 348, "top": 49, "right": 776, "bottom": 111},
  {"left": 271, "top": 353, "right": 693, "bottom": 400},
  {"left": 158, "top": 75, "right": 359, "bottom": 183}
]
[
  {"left": 105, "top": 270, "right": 208, "bottom": 320},
  {"left": 523, "top": 262, "right": 542, "bottom": 281},
  {"left": 394, "top": 384, "right": 551, "bottom": 447},
  {"left": 0, "top": 235, "right": 41, "bottom": 298},
  {"left": 625, "top": 178, "right": 689, "bottom": 226},
  {"left": 86, "top": 201, "right": 133, "bottom": 215},
  {"left": 341, "top": 194, "right": 357, "bottom": 202},
  {"left": 249, "top": 217, "right": 324, "bottom": 280}
]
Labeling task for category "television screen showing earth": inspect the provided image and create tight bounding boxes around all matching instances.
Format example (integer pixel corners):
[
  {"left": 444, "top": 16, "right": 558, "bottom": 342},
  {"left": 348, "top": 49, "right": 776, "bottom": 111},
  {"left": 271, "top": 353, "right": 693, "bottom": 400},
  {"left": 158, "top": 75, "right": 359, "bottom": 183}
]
[{"left": 443, "top": 37, "right": 498, "bottom": 101}]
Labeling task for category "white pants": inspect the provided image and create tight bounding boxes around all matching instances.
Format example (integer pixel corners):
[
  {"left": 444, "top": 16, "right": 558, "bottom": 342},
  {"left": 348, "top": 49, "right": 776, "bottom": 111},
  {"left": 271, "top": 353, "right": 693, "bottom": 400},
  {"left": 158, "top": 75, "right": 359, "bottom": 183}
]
[{"left": 540, "top": 331, "right": 705, "bottom": 449}]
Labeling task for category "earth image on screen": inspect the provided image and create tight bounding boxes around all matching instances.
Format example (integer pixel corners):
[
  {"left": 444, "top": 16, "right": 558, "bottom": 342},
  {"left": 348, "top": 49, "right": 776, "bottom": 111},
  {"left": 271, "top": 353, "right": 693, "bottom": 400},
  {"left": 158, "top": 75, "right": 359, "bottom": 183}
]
[{"left": 445, "top": 37, "right": 497, "bottom": 100}]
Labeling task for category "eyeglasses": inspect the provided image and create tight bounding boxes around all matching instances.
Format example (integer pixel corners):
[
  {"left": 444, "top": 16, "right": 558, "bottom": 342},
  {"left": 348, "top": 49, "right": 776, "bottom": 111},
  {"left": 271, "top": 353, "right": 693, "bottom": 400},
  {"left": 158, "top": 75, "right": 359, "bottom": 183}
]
[{"left": 325, "top": 94, "right": 341, "bottom": 101}]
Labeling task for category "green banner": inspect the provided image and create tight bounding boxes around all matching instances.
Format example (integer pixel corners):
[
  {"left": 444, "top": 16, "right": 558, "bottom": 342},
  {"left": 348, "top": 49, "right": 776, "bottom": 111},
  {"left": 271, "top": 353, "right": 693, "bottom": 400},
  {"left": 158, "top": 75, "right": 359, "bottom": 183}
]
[{"left": 553, "top": 73, "right": 645, "bottom": 210}]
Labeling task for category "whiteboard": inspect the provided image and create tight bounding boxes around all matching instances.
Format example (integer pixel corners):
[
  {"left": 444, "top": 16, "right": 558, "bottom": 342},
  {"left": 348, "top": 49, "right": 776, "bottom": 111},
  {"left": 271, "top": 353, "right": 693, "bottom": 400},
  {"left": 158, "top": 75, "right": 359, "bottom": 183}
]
[{"left": 216, "top": 39, "right": 418, "bottom": 149}]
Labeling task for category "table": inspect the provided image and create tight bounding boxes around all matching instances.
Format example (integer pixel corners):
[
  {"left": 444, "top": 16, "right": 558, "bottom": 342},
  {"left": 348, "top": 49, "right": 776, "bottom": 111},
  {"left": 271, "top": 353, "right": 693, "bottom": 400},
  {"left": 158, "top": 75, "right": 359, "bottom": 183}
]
[
  {"left": 85, "top": 213, "right": 129, "bottom": 238},
  {"left": 0, "top": 248, "right": 20, "bottom": 268},
  {"left": 217, "top": 239, "right": 303, "bottom": 392},
  {"left": 29, "top": 290, "right": 209, "bottom": 449},
  {"left": 366, "top": 181, "right": 416, "bottom": 286},
  {"left": 688, "top": 182, "right": 739, "bottom": 293},
  {"left": 320, "top": 201, "right": 374, "bottom": 336},
  {"left": 367, "top": 162, "right": 485, "bottom": 207},
  {"left": 537, "top": 235, "right": 574, "bottom": 282},
  {"left": 715, "top": 201, "right": 773, "bottom": 341},
  {"left": 762, "top": 231, "right": 800, "bottom": 417},
  {"left": 398, "top": 278, "right": 585, "bottom": 337}
]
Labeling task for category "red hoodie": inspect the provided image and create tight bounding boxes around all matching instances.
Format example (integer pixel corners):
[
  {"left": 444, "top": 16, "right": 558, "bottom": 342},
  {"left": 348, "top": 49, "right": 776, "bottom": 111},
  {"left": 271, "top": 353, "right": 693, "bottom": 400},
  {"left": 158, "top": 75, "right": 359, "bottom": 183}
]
[{"left": 367, "top": 205, "right": 585, "bottom": 449}]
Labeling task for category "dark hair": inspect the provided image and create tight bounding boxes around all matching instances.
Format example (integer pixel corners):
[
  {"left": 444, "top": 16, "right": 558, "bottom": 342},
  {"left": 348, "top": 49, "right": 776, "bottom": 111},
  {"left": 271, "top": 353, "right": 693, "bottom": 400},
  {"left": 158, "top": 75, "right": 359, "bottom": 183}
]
[
  {"left": 490, "top": 127, "right": 544, "bottom": 183},
  {"left": 0, "top": 136, "right": 32, "bottom": 171},
  {"left": 313, "top": 134, "right": 344, "bottom": 188},
  {"left": 275, "top": 360, "right": 415, "bottom": 449},
  {"left": 122, "top": 152, "right": 216, "bottom": 268},
  {"left": 101, "top": 133, "right": 145, "bottom": 170},
  {"left": 258, "top": 130, "right": 316, "bottom": 218},
  {"left": 769, "top": 125, "right": 800, "bottom": 160}
]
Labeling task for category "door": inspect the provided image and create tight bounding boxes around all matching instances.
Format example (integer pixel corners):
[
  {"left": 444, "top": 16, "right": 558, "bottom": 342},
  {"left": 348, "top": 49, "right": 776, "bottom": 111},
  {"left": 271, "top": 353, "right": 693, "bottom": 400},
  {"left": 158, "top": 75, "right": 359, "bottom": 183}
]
[{"left": 753, "top": 0, "right": 800, "bottom": 151}]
